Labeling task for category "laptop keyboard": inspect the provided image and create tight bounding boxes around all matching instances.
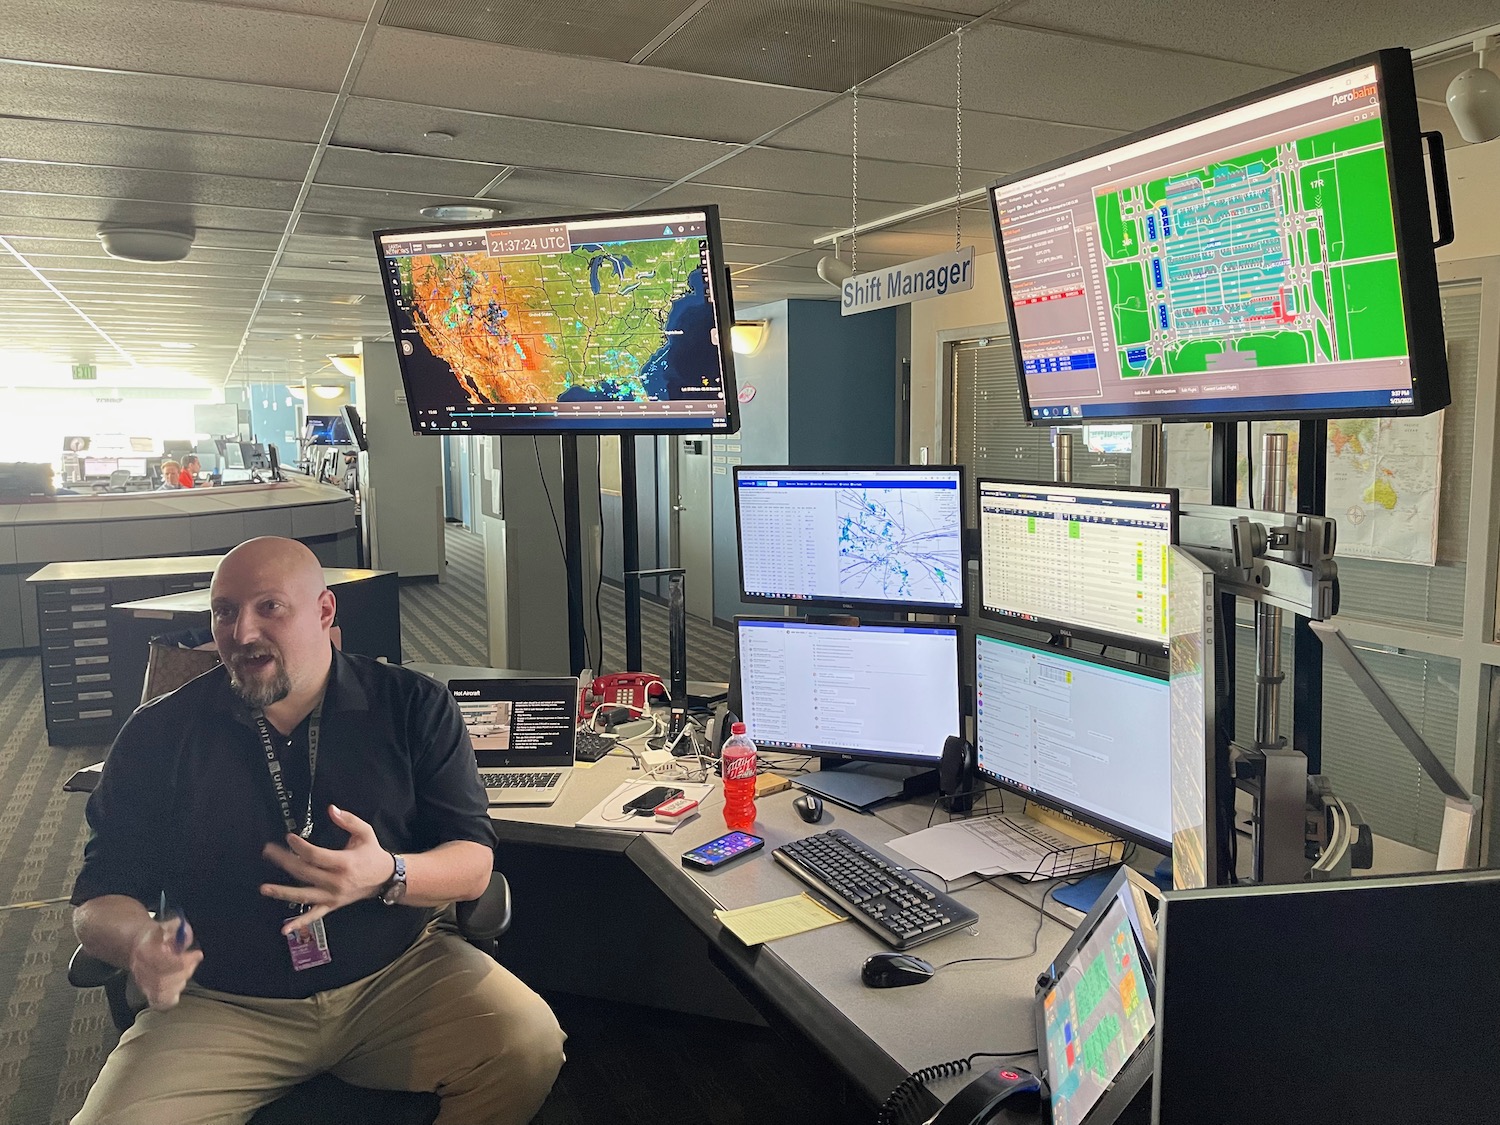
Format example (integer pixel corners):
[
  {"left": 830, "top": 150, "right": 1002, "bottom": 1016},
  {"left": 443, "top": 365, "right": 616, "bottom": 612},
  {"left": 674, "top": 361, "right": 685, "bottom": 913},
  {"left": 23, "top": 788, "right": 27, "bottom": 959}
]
[{"left": 481, "top": 771, "right": 563, "bottom": 789}]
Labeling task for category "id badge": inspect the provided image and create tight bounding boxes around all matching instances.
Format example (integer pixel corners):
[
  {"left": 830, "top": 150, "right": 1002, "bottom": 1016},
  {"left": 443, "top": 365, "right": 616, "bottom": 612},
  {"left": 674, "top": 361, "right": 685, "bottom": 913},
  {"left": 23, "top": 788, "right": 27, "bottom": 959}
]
[{"left": 285, "top": 916, "right": 332, "bottom": 971}]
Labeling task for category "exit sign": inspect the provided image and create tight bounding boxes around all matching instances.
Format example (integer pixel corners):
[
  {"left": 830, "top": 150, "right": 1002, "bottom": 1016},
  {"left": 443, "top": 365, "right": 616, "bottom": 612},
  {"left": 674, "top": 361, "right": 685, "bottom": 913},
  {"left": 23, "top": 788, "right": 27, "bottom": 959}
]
[{"left": 71, "top": 363, "right": 96, "bottom": 381}]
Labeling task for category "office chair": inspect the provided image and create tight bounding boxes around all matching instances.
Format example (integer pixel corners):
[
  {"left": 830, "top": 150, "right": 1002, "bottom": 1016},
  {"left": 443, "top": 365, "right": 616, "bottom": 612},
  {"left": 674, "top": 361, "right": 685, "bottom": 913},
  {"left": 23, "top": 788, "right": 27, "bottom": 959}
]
[
  {"left": 105, "top": 469, "right": 131, "bottom": 492},
  {"left": 67, "top": 873, "right": 512, "bottom": 1125}
]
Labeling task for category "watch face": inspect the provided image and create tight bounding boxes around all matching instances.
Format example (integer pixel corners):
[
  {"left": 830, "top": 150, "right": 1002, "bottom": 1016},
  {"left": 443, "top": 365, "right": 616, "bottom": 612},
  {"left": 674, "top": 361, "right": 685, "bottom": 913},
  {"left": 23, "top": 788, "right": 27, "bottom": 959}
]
[{"left": 381, "top": 881, "right": 406, "bottom": 905}]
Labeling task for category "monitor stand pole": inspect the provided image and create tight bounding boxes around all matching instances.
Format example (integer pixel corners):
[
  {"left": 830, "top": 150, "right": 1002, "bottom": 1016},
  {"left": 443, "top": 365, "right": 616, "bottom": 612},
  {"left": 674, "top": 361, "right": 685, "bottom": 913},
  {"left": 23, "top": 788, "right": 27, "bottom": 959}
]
[
  {"left": 560, "top": 435, "right": 588, "bottom": 677},
  {"left": 620, "top": 437, "right": 643, "bottom": 673}
]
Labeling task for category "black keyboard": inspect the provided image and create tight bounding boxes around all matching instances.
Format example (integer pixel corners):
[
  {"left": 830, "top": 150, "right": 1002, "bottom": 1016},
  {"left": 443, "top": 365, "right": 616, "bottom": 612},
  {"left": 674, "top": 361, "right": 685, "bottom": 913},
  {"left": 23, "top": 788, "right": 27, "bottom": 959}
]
[
  {"left": 773, "top": 829, "right": 979, "bottom": 951},
  {"left": 574, "top": 728, "right": 618, "bottom": 763},
  {"left": 480, "top": 771, "right": 562, "bottom": 789}
]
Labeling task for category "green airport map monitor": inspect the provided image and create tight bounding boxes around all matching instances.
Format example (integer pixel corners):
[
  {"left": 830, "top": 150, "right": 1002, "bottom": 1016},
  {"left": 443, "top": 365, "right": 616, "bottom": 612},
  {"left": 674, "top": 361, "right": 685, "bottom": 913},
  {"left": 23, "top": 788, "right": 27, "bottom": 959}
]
[
  {"left": 989, "top": 49, "right": 1450, "bottom": 423},
  {"left": 373, "top": 205, "right": 739, "bottom": 435}
]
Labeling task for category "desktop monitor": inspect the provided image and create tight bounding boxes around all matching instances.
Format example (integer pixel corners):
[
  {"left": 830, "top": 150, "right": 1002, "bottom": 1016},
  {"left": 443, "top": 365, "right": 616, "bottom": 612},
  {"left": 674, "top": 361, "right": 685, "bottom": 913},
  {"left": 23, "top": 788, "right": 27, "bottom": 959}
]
[
  {"left": 733, "top": 466, "right": 967, "bottom": 614},
  {"left": 1167, "top": 546, "right": 1217, "bottom": 889},
  {"left": 372, "top": 205, "right": 739, "bottom": 435},
  {"left": 974, "top": 630, "right": 1171, "bottom": 851},
  {"left": 303, "top": 414, "right": 347, "bottom": 445},
  {"left": 736, "top": 618, "right": 959, "bottom": 768},
  {"left": 340, "top": 404, "right": 368, "bottom": 452},
  {"left": 117, "top": 458, "right": 148, "bottom": 478},
  {"left": 81, "top": 458, "right": 118, "bottom": 478},
  {"left": 988, "top": 49, "right": 1449, "bottom": 423},
  {"left": 977, "top": 479, "right": 1177, "bottom": 650},
  {"left": 1153, "top": 870, "right": 1500, "bottom": 1123},
  {"left": 223, "top": 443, "right": 245, "bottom": 470}
]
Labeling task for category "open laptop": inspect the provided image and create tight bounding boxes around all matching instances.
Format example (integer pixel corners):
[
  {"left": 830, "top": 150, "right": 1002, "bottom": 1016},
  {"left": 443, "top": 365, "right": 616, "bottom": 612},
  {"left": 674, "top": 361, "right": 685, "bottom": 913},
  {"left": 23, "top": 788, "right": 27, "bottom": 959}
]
[{"left": 449, "top": 677, "right": 579, "bottom": 807}]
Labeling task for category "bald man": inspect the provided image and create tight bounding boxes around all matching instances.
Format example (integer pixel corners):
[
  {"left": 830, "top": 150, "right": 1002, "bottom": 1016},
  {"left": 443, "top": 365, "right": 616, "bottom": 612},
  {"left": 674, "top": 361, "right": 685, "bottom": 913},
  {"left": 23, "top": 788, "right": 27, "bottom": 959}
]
[{"left": 71, "top": 537, "right": 564, "bottom": 1125}]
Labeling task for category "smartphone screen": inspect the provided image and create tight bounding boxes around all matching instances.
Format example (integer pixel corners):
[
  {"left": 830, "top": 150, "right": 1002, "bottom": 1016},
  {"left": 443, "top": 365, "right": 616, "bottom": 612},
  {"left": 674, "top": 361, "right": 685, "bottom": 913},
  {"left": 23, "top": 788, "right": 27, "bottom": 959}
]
[
  {"left": 682, "top": 832, "right": 765, "bottom": 869},
  {"left": 623, "top": 786, "right": 683, "bottom": 815}
]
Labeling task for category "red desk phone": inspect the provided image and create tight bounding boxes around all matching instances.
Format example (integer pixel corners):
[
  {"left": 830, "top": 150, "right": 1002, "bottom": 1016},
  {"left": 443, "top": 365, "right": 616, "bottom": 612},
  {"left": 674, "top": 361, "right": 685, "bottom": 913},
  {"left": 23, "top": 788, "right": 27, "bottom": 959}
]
[{"left": 579, "top": 672, "right": 666, "bottom": 722}]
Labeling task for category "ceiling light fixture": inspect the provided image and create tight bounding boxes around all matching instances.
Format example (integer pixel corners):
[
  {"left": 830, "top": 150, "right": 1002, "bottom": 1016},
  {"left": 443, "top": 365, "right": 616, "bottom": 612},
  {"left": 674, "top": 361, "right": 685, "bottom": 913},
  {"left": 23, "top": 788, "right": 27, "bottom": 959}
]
[
  {"left": 419, "top": 203, "right": 501, "bottom": 222},
  {"left": 97, "top": 225, "right": 194, "bottom": 263},
  {"left": 327, "top": 353, "right": 363, "bottom": 379},
  {"left": 158, "top": 341, "right": 196, "bottom": 350},
  {"left": 730, "top": 320, "right": 770, "bottom": 356},
  {"left": 1448, "top": 34, "right": 1500, "bottom": 143},
  {"left": 423, "top": 130, "right": 456, "bottom": 143},
  {"left": 311, "top": 384, "right": 346, "bottom": 400}
]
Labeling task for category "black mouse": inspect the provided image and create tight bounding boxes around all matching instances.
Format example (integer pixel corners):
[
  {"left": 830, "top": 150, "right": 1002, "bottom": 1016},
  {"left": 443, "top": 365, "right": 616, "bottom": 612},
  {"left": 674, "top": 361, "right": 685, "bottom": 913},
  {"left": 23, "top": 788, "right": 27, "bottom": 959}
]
[
  {"left": 861, "top": 952, "right": 935, "bottom": 988},
  {"left": 792, "top": 793, "right": 824, "bottom": 823}
]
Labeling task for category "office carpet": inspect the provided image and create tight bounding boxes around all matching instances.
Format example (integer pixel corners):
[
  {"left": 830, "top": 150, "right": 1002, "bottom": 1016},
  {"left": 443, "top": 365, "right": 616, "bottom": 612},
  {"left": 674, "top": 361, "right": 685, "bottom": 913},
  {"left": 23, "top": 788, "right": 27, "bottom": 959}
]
[{"left": 0, "top": 528, "right": 823, "bottom": 1125}]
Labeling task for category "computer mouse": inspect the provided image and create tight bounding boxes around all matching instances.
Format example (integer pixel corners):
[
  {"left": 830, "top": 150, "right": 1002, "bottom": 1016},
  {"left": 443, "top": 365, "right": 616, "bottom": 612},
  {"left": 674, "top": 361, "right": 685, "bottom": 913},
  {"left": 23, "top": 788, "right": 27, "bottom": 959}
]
[
  {"left": 861, "top": 952, "right": 935, "bottom": 988},
  {"left": 792, "top": 793, "right": 824, "bottom": 823}
]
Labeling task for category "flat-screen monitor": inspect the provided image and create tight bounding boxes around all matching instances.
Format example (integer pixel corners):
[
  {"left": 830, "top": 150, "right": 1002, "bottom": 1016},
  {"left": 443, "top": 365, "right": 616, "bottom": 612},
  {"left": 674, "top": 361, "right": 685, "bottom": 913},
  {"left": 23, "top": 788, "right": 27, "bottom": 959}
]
[
  {"left": 117, "top": 458, "right": 147, "bottom": 477},
  {"left": 988, "top": 49, "right": 1449, "bottom": 422},
  {"left": 340, "top": 404, "right": 368, "bottom": 452},
  {"left": 81, "top": 458, "right": 118, "bottom": 477},
  {"left": 734, "top": 466, "right": 967, "bottom": 614},
  {"left": 974, "top": 630, "right": 1171, "bottom": 851},
  {"left": 303, "top": 414, "right": 350, "bottom": 445},
  {"left": 1036, "top": 867, "right": 1160, "bottom": 1125},
  {"left": 223, "top": 443, "right": 245, "bottom": 470},
  {"left": 1154, "top": 870, "right": 1500, "bottom": 1123},
  {"left": 1167, "top": 546, "right": 1217, "bottom": 889},
  {"left": 736, "top": 618, "right": 959, "bottom": 767},
  {"left": 373, "top": 205, "right": 739, "bottom": 435},
  {"left": 978, "top": 479, "right": 1177, "bottom": 650}
]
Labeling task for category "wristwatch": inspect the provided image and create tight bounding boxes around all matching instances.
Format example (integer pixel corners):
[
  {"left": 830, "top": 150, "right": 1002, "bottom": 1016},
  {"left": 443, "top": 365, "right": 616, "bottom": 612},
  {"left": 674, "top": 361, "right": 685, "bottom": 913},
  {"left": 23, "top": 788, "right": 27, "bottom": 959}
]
[{"left": 379, "top": 853, "right": 407, "bottom": 906}]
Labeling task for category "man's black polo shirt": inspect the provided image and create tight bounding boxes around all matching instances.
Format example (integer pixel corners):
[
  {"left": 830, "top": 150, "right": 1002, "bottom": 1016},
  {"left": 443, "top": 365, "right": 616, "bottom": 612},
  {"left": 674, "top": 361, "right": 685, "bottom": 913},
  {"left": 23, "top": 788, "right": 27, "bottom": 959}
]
[{"left": 71, "top": 650, "right": 497, "bottom": 999}]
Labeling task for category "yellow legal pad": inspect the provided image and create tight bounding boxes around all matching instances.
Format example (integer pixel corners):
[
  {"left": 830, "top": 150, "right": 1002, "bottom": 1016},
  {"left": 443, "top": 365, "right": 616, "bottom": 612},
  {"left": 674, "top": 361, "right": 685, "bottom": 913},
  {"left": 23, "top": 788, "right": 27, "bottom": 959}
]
[{"left": 714, "top": 894, "right": 848, "bottom": 945}]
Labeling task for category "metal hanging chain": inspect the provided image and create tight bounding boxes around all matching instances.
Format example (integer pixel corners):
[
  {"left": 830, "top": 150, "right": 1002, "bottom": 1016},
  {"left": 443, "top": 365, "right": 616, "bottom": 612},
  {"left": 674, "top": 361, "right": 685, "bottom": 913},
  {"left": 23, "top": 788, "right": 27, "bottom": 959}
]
[
  {"left": 955, "top": 29, "right": 964, "bottom": 251},
  {"left": 851, "top": 85, "right": 859, "bottom": 275}
]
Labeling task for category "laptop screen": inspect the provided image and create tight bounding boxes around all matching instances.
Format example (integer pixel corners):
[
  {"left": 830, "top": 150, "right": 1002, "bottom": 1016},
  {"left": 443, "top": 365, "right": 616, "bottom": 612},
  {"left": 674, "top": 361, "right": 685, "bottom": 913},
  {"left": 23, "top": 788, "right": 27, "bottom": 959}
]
[{"left": 448, "top": 677, "right": 578, "bottom": 769}]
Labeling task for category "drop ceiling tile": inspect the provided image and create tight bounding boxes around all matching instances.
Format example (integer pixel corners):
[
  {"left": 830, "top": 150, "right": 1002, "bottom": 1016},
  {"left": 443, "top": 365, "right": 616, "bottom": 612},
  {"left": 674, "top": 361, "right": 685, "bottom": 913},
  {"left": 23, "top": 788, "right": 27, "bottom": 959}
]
[
  {"left": 213, "top": 0, "right": 372, "bottom": 17},
  {"left": 0, "top": 62, "right": 336, "bottom": 143},
  {"left": 772, "top": 96, "right": 1122, "bottom": 174},
  {"left": 650, "top": 184, "right": 856, "bottom": 227},
  {"left": 15, "top": 243, "right": 273, "bottom": 269},
  {"left": 0, "top": 191, "right": 292, "bottom": 238},
  {"left": 863, "top": 23, "right": 1285, "bottom": 133},
  {"left": 353, "top": 27, "right": 831, "bottom": 144},
  {"left": 718, "top": 216, "right": 830, "bottom": 248},
  {"left": 316, "top": 148, "right": 507, "bottom": 197},
  {"left": 1000, "top": 1, "right": 1500, "bottom": 74},
  {"left": 702, "top": 145, "right": 1006, "bottom": 204},
  {"left": 0, "top": 165, "right": 301, "bottom": 212},
  {"left": 333, "top": 98, "right": 731, "bottom": 182},
  {"left": 380, "top": 0, "right": 696, "bottom": 62},
  {"left": 0, "top": 120, "right": 315, "bottom": 181},
  {"left": 0, "top": 0, "right": 363, "bottom": 92}
]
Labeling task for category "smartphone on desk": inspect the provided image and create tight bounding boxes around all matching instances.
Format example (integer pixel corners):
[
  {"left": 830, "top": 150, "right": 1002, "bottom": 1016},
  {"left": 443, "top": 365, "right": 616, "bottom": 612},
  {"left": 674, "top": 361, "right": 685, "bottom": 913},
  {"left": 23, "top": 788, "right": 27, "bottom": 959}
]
[
  {"left": 622, "top": 785, "right": 683, "bottom": 816},
  {"left": 682, "top": 832, "right": 765, "bottom": 870}
]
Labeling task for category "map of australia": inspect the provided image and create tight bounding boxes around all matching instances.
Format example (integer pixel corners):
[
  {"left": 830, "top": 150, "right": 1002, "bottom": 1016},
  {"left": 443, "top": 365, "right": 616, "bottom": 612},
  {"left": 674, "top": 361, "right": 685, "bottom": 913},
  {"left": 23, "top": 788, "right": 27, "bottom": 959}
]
[{"left": 396, "top": 237, "right": 711, "bottom": 406}]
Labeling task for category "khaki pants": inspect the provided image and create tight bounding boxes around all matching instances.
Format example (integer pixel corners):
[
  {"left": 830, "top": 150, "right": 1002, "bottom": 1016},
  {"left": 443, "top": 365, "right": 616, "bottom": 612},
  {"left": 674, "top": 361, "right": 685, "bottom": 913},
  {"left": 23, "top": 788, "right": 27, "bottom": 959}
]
[{"left": 74, "top": 919, "right": 566, "bottom": 1125}]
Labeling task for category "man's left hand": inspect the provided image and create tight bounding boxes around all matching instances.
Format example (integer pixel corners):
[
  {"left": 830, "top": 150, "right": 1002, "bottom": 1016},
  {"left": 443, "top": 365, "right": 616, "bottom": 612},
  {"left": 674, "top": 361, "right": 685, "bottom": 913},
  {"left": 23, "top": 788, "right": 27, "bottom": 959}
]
[{"left": 261, "top": 805, "right": 393, "bottom": 935}]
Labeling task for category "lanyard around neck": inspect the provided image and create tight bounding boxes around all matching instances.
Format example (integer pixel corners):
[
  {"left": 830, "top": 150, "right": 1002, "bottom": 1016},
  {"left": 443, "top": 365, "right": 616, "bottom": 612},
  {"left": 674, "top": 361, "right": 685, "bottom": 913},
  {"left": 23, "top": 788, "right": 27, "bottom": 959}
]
[{"left": 253, "top": 703, "right": 322, "bottom": 839}]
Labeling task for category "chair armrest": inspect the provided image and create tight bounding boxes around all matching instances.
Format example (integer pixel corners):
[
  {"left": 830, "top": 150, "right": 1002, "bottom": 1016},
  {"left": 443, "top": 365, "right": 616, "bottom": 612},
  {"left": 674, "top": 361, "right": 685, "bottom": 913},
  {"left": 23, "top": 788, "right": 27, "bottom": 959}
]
[
  {"left": 455, "top": 871, "right": 511, "bottom": 943},
  {"left": 68, "top": 945, "right": 124, "bottom": 990}
]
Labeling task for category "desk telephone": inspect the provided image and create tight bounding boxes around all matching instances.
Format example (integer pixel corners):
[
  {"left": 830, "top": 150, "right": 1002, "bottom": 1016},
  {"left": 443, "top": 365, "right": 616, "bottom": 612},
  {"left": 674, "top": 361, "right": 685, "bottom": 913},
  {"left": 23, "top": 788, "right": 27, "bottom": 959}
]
[{"left": 579, "top": 672, "right": 666, "bottom": 722}]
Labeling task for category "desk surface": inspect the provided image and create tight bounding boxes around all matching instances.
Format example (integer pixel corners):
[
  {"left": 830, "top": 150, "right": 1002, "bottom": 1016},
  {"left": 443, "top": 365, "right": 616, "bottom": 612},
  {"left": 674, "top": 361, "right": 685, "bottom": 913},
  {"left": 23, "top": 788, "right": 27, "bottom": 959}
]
[
  {"left": 487, "top": 749, "right": 1082, "bottom": 1108},
  {"left": 112, "top": 568, "right": 394, "bottom": 614}
]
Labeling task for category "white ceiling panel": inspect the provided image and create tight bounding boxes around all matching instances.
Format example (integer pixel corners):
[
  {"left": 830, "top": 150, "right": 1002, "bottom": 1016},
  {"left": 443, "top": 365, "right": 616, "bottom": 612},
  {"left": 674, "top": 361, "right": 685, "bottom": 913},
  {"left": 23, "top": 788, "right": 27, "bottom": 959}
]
[
  {"left": 0, "top": 165, "right": 302, "bottom": 212},
  {"left": 14, "top": 243, "right": 274, "bottom": 269},
  {"left": 352, "top": 28, "right": 833, "bottom": 144},
  {"left": 209, "top": 0, "right": 371, "bottom": 17},
  {"left": 316, "top": 148, "right": 507, "bottom": 196},
  {"left": 333, "top": 98, "right": 734, "bottom": 182},
  {"left": 0, "top": 221, "right": 283, "bottom": 252},
  {"left": 697, "top": 145, "right": 1007, "bottom": 205},
  {"left": 772, "top": 95, "right": 1123, "bottom": 174},
  {"left": 650, "top": 185, "right": 861, "bottom": 228},
  {"left": 1000, "top": 2, "right": 1500, "bottom": 74},
  {"left": 0, "top": 0, "right": 364, "bottom": 92},
  {"left": 0, "top": 192, "right": 291, "bottom": 237},
  {"left": 0, "top": 120, "right": 315, "bottom": 181},
  {"left": 864, "top": 24, "right": 1286, "bottom": 132},
  {"left": 0, "top": 63, "right": 336, "bottom": 143}
]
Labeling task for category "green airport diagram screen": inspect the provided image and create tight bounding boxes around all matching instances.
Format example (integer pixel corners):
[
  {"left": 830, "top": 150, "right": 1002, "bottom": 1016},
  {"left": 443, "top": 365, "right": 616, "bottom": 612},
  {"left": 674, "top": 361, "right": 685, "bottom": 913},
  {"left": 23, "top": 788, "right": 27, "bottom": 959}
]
[{"left": 1095, "top": 116, "right": 1406, "bottom": 381}]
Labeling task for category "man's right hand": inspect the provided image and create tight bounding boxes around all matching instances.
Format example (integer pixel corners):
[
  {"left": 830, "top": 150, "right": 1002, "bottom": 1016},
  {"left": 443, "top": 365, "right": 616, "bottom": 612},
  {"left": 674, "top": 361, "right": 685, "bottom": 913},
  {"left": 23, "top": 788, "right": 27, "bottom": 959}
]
[{"left": 128, "top": 917, "right": 203, "bottom": 1011}]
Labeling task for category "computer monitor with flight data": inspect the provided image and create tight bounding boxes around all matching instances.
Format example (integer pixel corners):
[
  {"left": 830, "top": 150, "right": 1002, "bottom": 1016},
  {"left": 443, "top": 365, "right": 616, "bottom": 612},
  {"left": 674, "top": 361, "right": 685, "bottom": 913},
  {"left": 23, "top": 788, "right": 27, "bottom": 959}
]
[
  {"left": 988, "top": 49, "right": 1449, "bottom": 422},
  {"left": 974, "top": 630, "right": 1171, "bottom": 851},
  {"left": 736, "top": 618, "right": 959, "bottom": 767},
  {"left": 734, "top": 466, "right": 967, "bottom": 614},
  {"left": 978, "top": 479, "right": 1176, "bottom": 650},
  {"left": 373, "top": 205, "right": 738, "bottom": 435}
]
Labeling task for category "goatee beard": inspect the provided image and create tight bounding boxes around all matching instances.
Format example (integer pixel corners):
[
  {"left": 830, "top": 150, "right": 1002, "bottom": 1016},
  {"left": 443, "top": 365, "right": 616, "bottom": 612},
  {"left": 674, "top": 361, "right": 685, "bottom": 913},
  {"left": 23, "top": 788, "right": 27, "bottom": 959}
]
[{"left": 228, "top": 656, "right": 292, "bottom": 709}]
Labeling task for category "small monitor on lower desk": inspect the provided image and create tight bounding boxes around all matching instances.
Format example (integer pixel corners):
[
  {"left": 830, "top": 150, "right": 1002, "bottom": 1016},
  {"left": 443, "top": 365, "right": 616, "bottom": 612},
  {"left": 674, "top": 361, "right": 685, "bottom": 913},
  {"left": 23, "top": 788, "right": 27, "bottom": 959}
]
[{"left": 735, "top": 617, "right": 959, "bottom": 810}]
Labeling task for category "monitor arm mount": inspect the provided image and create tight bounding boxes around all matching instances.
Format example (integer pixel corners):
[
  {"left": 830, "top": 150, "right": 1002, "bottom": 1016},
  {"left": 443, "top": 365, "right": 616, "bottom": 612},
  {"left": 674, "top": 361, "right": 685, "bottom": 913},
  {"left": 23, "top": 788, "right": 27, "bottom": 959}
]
[{"left": 1179, "top": 431, "right": 1376, "bottom": 883}]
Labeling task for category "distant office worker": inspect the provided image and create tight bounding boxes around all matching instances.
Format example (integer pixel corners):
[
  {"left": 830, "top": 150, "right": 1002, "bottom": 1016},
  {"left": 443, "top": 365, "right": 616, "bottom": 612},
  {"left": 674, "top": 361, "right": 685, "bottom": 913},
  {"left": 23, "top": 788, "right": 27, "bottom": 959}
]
[
  {"left": 155, "top": 459, "right": 182, "bottom": 490},
  {"left": 70, "top": 536, "right": 565, "bottom": 1124},
  {"left": 179, "top": 453, "right": 201, "bottom": 488}
]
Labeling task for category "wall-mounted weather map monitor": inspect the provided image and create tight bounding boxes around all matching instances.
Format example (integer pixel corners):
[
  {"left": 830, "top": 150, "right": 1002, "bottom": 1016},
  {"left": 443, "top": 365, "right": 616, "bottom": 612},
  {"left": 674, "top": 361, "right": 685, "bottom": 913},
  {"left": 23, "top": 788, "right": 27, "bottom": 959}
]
[
  {"left": 734, "top": 466, "right": 967, "bottom": 614},
  {"left": 373, "top": 205, "right": 739, "bottom": 435},
  {"left": 978, "top": 479, "right": 1177, "bottom": 650},
  {"left": 988, "top": 48, "right": 1449, "bottom": 422}
]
